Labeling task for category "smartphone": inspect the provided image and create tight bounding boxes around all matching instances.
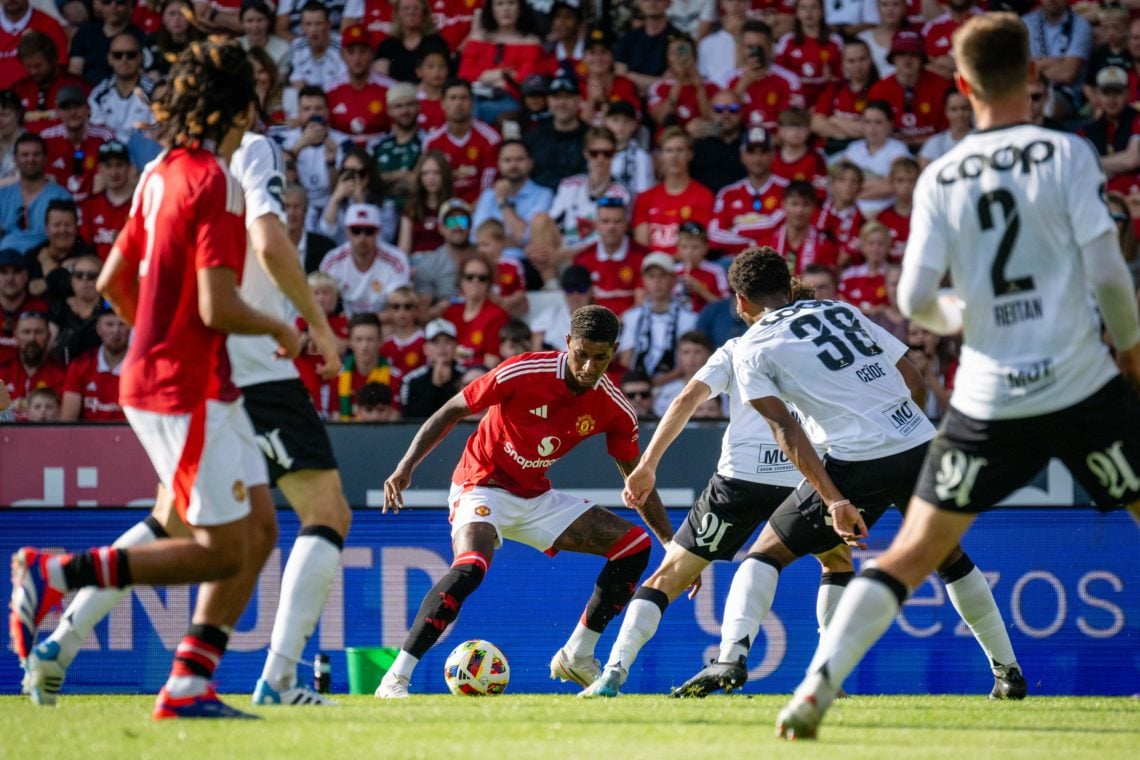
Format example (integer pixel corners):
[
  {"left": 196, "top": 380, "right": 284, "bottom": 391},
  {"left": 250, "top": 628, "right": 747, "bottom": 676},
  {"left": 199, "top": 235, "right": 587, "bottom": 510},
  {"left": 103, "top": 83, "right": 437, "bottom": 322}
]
[{"left": 748, "top": 46, "right": 766, "bottom": 68}]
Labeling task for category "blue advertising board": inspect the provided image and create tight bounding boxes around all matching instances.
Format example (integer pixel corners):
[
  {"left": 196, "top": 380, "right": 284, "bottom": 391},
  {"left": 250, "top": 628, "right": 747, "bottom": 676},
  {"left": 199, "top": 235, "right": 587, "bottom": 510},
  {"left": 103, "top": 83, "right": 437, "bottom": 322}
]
[{"left": 1, "top": 508, "right": 1135, "bottom": 696}]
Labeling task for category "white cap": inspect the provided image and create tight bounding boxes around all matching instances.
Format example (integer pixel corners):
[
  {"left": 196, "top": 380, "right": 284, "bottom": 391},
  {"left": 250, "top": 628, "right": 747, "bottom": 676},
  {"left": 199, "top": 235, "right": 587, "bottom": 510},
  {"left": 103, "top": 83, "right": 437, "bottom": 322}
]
[
  {"left": 345, "top": 203, "right": 382, "bottom": 229},
  {"left": 641, "top": 251, "right": 677, "bottom": 274},
  {"left": 425, "top": 318, "right": 458, "bottom": 341}
]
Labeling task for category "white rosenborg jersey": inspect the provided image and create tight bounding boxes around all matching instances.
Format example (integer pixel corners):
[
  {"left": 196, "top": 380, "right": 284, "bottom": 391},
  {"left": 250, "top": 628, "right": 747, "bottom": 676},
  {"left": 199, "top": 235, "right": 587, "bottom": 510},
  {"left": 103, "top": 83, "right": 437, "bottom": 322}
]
[
  {"left": 908, "top": 124, "right": 1119, "bottom": 420},
  {"left": 227, "top": 132, "right": 299, "bottom": 387},
  {"left": 734, "top": 299, "right": 935, "bottom": 461},
  {"left": 694, "top": 337, "right": 823, "bottom": 488}
]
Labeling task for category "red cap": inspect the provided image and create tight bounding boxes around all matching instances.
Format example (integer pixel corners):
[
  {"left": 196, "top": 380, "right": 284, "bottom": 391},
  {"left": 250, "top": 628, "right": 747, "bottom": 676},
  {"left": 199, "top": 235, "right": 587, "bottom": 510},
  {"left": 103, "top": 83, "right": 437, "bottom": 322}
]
[
  {"left": 341, "top": 24, "right": 370, "bottom": 48},
  {"left": 888, "top": 30, "right": 926, "bottom": 63}
]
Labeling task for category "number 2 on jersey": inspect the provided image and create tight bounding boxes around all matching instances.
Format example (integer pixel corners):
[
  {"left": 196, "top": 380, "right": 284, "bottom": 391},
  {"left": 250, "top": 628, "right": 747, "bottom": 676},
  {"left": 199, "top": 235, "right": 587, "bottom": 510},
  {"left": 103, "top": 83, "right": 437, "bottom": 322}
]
[
  {"left": 138, "top": 174, "right": 165, "bottom": 278},
  {"left": 978, "top": 189, "right": 1035, "bottom": 296},
  {"left": 790, "top": 307, "right": 883, "bottom": 371}
]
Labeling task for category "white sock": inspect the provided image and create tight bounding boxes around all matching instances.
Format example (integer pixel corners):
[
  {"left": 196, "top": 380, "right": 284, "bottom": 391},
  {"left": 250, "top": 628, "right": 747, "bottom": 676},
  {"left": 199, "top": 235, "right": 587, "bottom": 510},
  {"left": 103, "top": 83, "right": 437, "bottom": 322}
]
[
  {"left": 47, "top": 519, "right": 160, "bottom": 668},
  {"left": 945, "top": 567, "right": 1019, "bottom": 674},
  {"left": 604, "top": 599, "right": 663, "bottom": 676},
  {"left": 718, "top": 558, "right": 779, "bottom": 663},
  {"left": 815, "top": 583, "right": 847, "bottom": 637},
  {"left": 387, "top": 651, "right": 419, "bottom": 681},
  {"left": 564, "top": 622, "right": 601, "bottom": 660},
  {"left": 803, "top": 576, "right": 902, "bottom": 694},
  {"left": 163, "top": 674, "right": 209, "bottom": 698},
  {"left": 260, "top": 533, "right": 342, "bottom": 691}
]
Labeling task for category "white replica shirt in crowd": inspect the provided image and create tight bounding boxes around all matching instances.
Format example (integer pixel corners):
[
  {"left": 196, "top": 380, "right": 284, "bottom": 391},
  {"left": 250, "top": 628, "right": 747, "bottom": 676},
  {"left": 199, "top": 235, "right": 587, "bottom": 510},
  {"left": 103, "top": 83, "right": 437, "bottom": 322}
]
[
  {"left": 695, "top": 337, "right": 823, "bottom": 488},
  {"left": 227, "top": 132, "right": 300, "bottom": 388},
  {"left": 548, "top": 174, "right": 633, "bottom": 251},
  {"left": 734, "top": 298, "right": 934, "bottom": 461},
  {"left": 286, "top": 38, "right": 347, "bottom": 88},
  {"left": 274, "top": 125, "right": 349, "bottom": 230},
  {"left": 88, "top": 76, "right": 154, "bottom": 141},
  {"left": 906, "top": 123, "right": 1119, "bottom": 420},
  {"left": 319, "top": 241, "right": 410, "bottom": 316}
]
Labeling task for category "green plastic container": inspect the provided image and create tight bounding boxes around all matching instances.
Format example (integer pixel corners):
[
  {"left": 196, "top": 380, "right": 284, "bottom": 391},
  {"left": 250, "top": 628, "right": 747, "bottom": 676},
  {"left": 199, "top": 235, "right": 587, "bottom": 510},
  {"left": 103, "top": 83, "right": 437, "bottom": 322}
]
[{"left": 345, "top": 646, "right": 399, "bottom": 695}]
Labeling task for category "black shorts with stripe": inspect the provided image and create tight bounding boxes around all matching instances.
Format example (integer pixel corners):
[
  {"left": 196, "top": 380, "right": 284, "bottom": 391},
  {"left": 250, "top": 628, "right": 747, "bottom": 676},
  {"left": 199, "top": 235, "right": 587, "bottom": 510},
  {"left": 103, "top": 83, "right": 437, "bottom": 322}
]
[
  {"left": 241, "top": 378, "right": 337, "bottom": 485},
  {"left": 673, "top": 474, "right": 794, "bottom": 562}
]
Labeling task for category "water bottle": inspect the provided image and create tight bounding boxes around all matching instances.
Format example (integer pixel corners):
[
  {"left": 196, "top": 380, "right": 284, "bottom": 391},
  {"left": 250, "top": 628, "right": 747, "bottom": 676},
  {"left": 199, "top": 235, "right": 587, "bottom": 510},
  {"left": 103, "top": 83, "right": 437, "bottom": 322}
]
[{"left": 314, "top": 652, "right": 331, "bottom": 694}]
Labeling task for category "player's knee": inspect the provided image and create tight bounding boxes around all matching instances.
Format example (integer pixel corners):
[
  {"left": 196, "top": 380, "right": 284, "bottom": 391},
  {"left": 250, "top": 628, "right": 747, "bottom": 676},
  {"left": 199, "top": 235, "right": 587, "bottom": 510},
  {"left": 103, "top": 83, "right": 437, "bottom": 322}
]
[
  {"left": 605, "top": 526, "right": 652, "bottom": 575},
  {"left": 815, "top": 546, "right": 854, "bottom": 574},
  {"left": 936, "top": 550, "right": 974, "bottom": 584},
  {"left": 447, "top": 552, "right": 490, "bottom": 600},
  {"left": 746, "top": 551, "right": 787, "bottom": 573},
  {"left": 207, "top": 540, "right": 246, "bottom": 579}
]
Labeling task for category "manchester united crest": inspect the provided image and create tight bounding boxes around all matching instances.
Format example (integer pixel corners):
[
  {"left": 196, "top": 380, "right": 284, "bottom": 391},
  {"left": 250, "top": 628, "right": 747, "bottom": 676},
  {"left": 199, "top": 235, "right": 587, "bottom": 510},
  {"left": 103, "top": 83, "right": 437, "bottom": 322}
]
[{"left": 575, "top": 414, "right": 596, "bottom": 436}]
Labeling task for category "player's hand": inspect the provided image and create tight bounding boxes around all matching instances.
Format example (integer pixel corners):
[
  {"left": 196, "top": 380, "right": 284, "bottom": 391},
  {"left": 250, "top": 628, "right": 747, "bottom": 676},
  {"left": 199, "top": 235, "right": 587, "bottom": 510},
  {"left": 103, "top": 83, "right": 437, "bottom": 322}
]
[
  {"left": 830, "top": 502, "right": 868, "bottom": 550},
  {"left": 686, "top": 570, "right": 704, "bottom": 600},
  {"left": 308, "top": 324, "right": 342, "bottom": 380},
  {"left": 622, "top": 463, "right": 656, "bottom": 509},
  {"left": 383, "top": 466, "right": 412, "bottom": 514},
  {"left": 1117, "top": 342, "right": 1140, "bottom": 389},
  {"left": 272, "top": 322, "right": 302, "bottom": 360}
]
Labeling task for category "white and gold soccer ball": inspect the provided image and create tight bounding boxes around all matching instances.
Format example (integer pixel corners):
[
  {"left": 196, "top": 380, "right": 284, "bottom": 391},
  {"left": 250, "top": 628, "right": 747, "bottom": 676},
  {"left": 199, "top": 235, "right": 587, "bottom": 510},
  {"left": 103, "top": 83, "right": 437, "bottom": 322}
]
[{"left": 443, "top": 639, "right": 510, "bottom": 696}]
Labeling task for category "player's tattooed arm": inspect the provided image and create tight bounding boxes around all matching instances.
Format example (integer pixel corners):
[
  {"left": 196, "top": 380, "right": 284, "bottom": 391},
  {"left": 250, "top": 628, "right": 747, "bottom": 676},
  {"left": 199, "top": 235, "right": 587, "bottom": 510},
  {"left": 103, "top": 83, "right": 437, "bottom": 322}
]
[
  {"left": 614, "top": 456, "right": 674, "bottom": 545},
  {"left": 383, "top": 393, "right": 470, "bottom": 513}
]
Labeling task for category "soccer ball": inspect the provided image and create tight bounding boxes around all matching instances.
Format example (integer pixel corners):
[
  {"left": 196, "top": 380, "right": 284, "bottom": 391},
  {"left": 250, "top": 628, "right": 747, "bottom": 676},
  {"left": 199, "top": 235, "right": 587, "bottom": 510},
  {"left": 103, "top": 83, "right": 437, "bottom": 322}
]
[{"left": 443, "top": 639, "right": 510, "bottom": 696}]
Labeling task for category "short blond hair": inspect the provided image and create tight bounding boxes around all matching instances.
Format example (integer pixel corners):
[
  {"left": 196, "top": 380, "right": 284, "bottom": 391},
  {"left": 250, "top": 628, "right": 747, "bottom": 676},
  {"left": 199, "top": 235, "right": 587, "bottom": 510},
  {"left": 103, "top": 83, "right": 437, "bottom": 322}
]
[
  {"left": 308, "top": 271, "right": 338, "bottom": 290},
  {"left": 953, "top": 14, "right": 1030, "bottom": 103}
]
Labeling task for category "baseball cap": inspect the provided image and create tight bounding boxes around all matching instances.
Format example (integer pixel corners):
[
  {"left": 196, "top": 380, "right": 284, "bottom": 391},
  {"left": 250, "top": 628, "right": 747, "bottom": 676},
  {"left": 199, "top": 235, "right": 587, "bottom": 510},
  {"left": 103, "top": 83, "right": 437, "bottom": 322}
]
[
  {"left": 1097, "top": 66, "right": 1129, "bottom": 91},
  {"left": 345, "top": 203, "right": 382, "bottom": 229},
  {"left": 438, "top": 197, "right": 472, "bottom": 225},
  {"left": 98, "top": 140, "right": 129, "bottom": 162},
  {"left": 425, "top": 318, "right": 458, "bottom": 341},
  {"left": 584, "top": 25, "right": 613, "bottom": 50},
  {"left": 887, "top": 30, "right": 926, "bottom": 63},
  {"left": 743, "top": 126, "right": 772, "bottom": 150},
  {"left": 521, "top": 74, "right": 550, "bottom": 96},
  {"left": 560, "top": 264, "right": 593, "bottom": 293},
  {"left": 56, "top": 85, "right": 86, "bottom": 108},
  {"left": 0, "top": 249, "right": 27, "bottom": 269},
  {"left": 0, "top": 90, "right": 23, "bottom": 112},
  {"left": 341, "top": 24, "right": 370, "bottom": 48},
  {"left": 678, "top": 220, "right": 706, "bottom": 238},
  {"left": 605, "top": 100, "right": 637, "bottom": 119},
  {"left": 549, "top": 68, "right": 580, "bottom": 95},
  {"left": 641, "top": 251, "right": 676, "bottom": 274}
]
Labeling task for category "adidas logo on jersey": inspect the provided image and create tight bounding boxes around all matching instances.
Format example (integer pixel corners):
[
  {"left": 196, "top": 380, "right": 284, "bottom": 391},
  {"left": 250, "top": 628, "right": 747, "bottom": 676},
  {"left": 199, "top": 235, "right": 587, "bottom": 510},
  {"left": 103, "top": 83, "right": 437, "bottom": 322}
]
[{"left": 530, "top": 405, "right": 548, "bottom": 418}]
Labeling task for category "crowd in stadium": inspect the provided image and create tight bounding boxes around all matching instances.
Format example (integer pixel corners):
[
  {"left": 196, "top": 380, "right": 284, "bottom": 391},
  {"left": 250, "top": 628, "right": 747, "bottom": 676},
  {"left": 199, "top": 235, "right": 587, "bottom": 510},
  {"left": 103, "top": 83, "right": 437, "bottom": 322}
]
[{"left": 1, "top": 0, "right": 1137, "bottom": 424}]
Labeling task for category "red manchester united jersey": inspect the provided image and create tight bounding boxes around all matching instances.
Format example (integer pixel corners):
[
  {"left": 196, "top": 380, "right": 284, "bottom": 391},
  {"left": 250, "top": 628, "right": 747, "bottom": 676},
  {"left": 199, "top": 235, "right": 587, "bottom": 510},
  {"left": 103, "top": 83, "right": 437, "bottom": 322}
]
[
  {"left": 80, "top": 191, "right": 131, "bottom": 260},
  {"left": 574, "top": 239, "right": 645, "bottom": 317},
  {"left": 380, "top": 329, "right": 426, "bottom": 402},
  {"left": 631, "top": 180, "right": 715, "bottom": 256},
  {"left": 813, "top": 199, "right": 864, "bottom": 261},
  {"left": 115, "top": 147, "right": 247, "bottom": 413},
  {"left": 875, "top": 205, "right": 910, "bottom": 262},
  {"left": 731, "top": 67, "right": 803, "bottom": 131},
  {"left": 63, "top": 346, "right": 125, "bottom": 421},
  {"left": 709, "top": 175, "right": 788, "bottom": 254},
  {"left": 761, "top": 223, "right": 837, "bottom": 275},
  {"left": 771, "top": 148, "right": 829, "bottom": 198},
  {"left": 416, "top": 92, "right": 446, "bottom": 131},
  {"left": 443, "top": 300, "right": 511, "bottom": 367},
  {"left": 327, "top": 72, "right": 396, "bottom": 145},
  {"left": 838, "top": 264, "right": 889, "bottom": 312},
  {"left": 454, "top": 351, "right": 640, "bottom": 497},
  {"left": 774, "top": 33, "right": 844, "bottom": 105},
  {"left": 813, "top": 79, "right": 870, "bottom": 124},
  {"left": 42, "top": 123, "right": 114, "bottom": 201},
  {"left": 424, "top": 122, "right": 501, "bottom": 204},
  {"left": 867, "top": 71, "right": 952, "bottom": 143}
]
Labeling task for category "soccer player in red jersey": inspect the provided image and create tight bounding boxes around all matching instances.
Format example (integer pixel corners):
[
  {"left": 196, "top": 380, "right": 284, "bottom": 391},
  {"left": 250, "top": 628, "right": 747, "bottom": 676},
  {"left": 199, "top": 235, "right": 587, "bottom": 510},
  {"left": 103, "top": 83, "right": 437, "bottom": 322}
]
[
  {"left": 79, "top": 140, "right": 134, "bottom": 260},
  {"left": 8, "top": 41, "right": 300, "bottom": 721},
  {"left": 424, "top": 78, "right": 501, "bottom": 204},
  {"left": 377, "top": 305, "right": 676, "bottom": 697},
  {"left": 631, "top": 128, "right": 714, "bottom": 257}
]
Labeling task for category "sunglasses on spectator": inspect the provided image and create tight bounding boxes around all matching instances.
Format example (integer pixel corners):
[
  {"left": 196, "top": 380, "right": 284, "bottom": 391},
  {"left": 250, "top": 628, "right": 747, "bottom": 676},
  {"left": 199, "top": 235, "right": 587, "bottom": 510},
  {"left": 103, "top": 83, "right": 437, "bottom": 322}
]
[
  {"left": 348, "top": 226, "right": 377, "bottom": 236},
  {"left": 713, "top": 103, "right": 741, "bottom": 114},
  {"left": 443, "top": 215, "right": 471, "bottom": 230},
  {"left": 597, "top": 195, "right": 625, "bottom": 209},
  {"left": 389, "top": 302, "right": 416, "bottom": 310},
  {"left": 587, "top": 148, "right": 615, "bottom": 159},
  {"left": 463, "top": 273, "right": 491, "bottom": 283},
  {"left": 111, "top": 50, "right": 140, "bottom": 60},
  {"left": 71, "top": 270, "right": 100, "bottom": 281},
  {"left": 563, "top": 284, "right": 590, "bottom": 294},
  {"left": 624, "top": 389, "right": 652, "bottom": 399}
]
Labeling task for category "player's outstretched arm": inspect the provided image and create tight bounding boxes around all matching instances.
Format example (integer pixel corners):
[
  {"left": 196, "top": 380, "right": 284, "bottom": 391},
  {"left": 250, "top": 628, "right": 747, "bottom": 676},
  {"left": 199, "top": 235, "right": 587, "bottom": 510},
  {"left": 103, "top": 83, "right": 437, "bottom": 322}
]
[
  {"left": 1083, "top": 230, "right": 1140, "bottom": 386},
  {"left": 198, "top": 265, "right": 301, "bottom": 358},
  {"left": 248, "top": 213, "right": 343, "bottom": 379},
  {"left": 897, "top": 262, "right": 963, "bottom": 336},
  {"left": 614, "top": 456, "right": 674, "bottom": 546},
  {"left": 97, "top": 249, "right": 140, "bottom": 326},
  {"left": 383, "top": 393, "right": 471, "bottom": 514},
  {"left": 623, "top": 378, "right": 713, "bottom": 509},
  {"left": 750, "top": 396, "right": 869, "bottom": 548}
]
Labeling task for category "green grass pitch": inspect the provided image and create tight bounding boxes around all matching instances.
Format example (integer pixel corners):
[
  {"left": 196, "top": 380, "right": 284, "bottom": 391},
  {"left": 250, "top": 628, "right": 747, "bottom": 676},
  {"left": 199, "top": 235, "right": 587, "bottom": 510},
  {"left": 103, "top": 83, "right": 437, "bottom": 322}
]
[{"left": 2, "top": 694, "right": 1137, "bottom": 759}]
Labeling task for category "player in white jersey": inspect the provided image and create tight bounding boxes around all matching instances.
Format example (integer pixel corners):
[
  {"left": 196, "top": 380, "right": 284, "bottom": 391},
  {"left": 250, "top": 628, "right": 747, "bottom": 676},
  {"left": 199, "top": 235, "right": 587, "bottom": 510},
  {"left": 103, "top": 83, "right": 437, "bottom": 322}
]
[
  {"left": 23, "top": 132, "right": 351, "bottom": 709},
  {"left": 777, "top": 15, "right": 1140, "bottom": 740}
]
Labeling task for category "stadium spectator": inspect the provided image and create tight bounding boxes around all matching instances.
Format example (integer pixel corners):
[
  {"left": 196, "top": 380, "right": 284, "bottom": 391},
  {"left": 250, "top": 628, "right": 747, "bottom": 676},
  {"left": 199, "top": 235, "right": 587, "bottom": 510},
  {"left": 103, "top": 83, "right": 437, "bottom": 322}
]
[
  {"left": 905, "top": 321, "right": 954, "bottom": 422},
  {"left": 0, "top": 310, "right": 65, "bottom": 413},
  {"left": 525, "top": 68, "right": 588, "bottom": 190},
  {"left": 810, "top": 37, "right": 878, "bottom": 151},
  {"left": 0, "top": 248, "right": 48, "bottom": 364},
  {"left": 771, "top": 107, "right": 828, "bottom": 197},
  {"left": 731, "top": 20, "right": 805, "bottom": 132},
  {"left": 875, "top": 155, "right": 916, "bottom": 261},
  {"left": 813, "top": 160, "right": 864, "bottom": 266},
  {"left": 22, "top": 385, "right": 60, "bottom": 421},
  {"left": 866, "top": 30, "right": 951, "bottom": 149},
  {"left": 424, "top": 78, "right": 501, "bottom": 205},
  {"left": 667, "top": 0, "right": 714, "bottom": 39},
  {"left": 798, "top": 260, "right": 837, "bottom": 300},
  {"left": 320, "top": 147, "right": 396, "bottom": 245},
  {"left": 857, "top": 0, "right": 908, "bottom": 79},
  {"left": 828, "top": 100, "right": 909, "bottom": 216},
  {"left": 522, "top": 212, "right": 564, "bottom": 292},
  {"left": 761, "top": 179, "right": 836, "bottom": 273},
  {"left": 474, "top": 218, "right": 528, "bottom": 316},
  {"left": 690, "top": 89, "right": 747, "bottom": 193},
  {"left": 920, "top": 0, "right": 978, "bottom": 80},
  {"left": 1080, "top": 66, "right": 1140, "bottom": 194},
  {"left": 1105, "top": 191, "right": 1140, "bottom": 286},
  {"left": 414, "top": 48, "right": 449, "bottom": 132},
  {"left": 647, "top": 33, "right": 716, "bottom": 134},
  {"left": 605, "top": 100, "right": 654, "bottom": 196},
  {"left": 147, "top": 0, "right": 203, "bottom": 80},
  {"left": 547, "top": 1, "right": 586, "bottom": 69},
  {"left": 0, "top": 91, "right": 22, "bottom": 185},
  {"left": 379, "top": 284, "right": 426, "bottom": 401},
  {"left": 497, "top": 318, "right": 531, "bottom": 360},
  {"left": 28, "top": 199, "right": 91, "bottom": 300},
  {"left": 458, "top": 0, "right": 550, "bottom": 123},
  {"left": 286, "top": 2, "right": 347, "bottom": 89},
  {"left": 544, "top": 126, "right": 632, "bottom": 256},
  {"left": 572, "top": 195, "right": 643, "bottom": 316},
  {"left": 579, "top": 25, "right": 641, "bottom": 126},
  {"left": 1024, "top": 0, "right": 1093, "bottom": 121},
  {"left": 0, "top": 133, "right": 72, "bottom": 254},
  {"left": 652, "top": 328, "right": 713, "bottom": 417},
  {"left": 1026, "top": 70, "right": 1064, "bottom": 132},
  {"left": 516, "top": 73, "right": 551, "bottom": 132},
  {"left": 326, "top": 25, "right": 395, "bottom": 146},
  {"left": 60, "top": 307, "right": 128, "bottom": 421},
  {"left": 238, "top": 0, "right": 289, "bottom": 65},
  {"left": 918, "top": 88, "right": 972, "bottom": 169},
  {"left": 191, "top": 0, "right": 242, "bottom": 34},
  {"left": 375, "top": 0, "right": 448, "bottom": 82},
  {"left": 278, "top": 86, "right": 347, "bottom": 230},
  {"left": 826, "top": 0, "right": 872, "bottom": 38},
  {"left": 11, "top": 31, "right": 85, "bottom": 136},
  {"left": 399, "top": 316, "right": 462, "bottom": 418},
  {"left": 354, "top": 380, "right": 400, "bottom": 420},
  {"left": 79, "top": 140, "right": 133, "bottom": 260},
  {"left": 69, "top": 0, "right": 150, "bottom": 87},
  {"left": 443, "top": 254, "right": 511, "bottom": 367},
  {"left": 838, "top": 219, "right": 889, "bottom": 314},
  {"left": 618, "top": 251, "right": 699, "bottom": 384},
  {"left": 295, "top": 271, "right": 350, "bottom": 415},
  {"left": 774, "top": 0, "right": 843, "bottom": 106},
  {"left": 319, "top": 202, "right": 410, "bottom": 316},
  {"left": 530, "top": 263, "right": 593, "bottom": 350},
  {"left": 674, "top": 220, "right": 726, "bottom": 313},
  {"left": 398, "top": 150, "right": 451, "bottom": 255},
  {"left": 283, "top": 183, "right": 336, "bottom": 273},
  {"left": 88, "top": 32, "right": 153, "bottom": 143},
  {"left": 1083, "top": 4, "right": 1131, "bottom": 107},
  {"left": 472, "top": 139, "right": 554, "bottom": 261},
  {"left": 0, "top": 0, "right": 67, "bottom": 91},
  {"left": 373, "top": 84, "right": 424, "bottom": 201},
  {"left": 335, "top": 312, "right": 392, "bottom": 420},
  {"left": 709, "top": 125, "right": 786, "bottom": 254},
  {"left": 277, "top": 0, "right": 347, "bottom": 38},
  {"left": 632, "top": 128, "right": 714, "bottom": 256},
  {"left": 415, "top": 197, "right": 470, "bottom": 317},
  {"left": 614, "top": 0, "right": 682, "bottom": 93},
  {"left": 41, "top": 87, "right": 112, "bottom": 202},
  {"left": 248, "top": 46, "right": 287, "bottom": 127},
  {"left": 866, "top": 261, "right": 906, "bottom": 341},
  {"left": 697, "top": 0, "right": 751, "bottom": 88},
  {"left": 619, "top": 369, "right": 657, "bottom": 420},
  {"left": 45, "top": 250, "right": 103, "bottom": 363}
]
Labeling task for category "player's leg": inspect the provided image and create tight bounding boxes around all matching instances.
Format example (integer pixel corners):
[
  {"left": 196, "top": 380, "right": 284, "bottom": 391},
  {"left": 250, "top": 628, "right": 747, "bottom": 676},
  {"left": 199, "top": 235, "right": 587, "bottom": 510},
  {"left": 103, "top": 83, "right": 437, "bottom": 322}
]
[{"left": 814, "top": 545, "right": 854, "bottom": 637}]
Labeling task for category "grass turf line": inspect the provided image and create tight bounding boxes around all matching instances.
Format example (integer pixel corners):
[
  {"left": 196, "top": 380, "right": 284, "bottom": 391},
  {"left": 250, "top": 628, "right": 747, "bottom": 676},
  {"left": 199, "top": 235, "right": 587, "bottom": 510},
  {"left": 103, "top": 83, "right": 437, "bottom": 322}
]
[{"left": 1, "top": 694, "right": 1137, "bottom": 759}]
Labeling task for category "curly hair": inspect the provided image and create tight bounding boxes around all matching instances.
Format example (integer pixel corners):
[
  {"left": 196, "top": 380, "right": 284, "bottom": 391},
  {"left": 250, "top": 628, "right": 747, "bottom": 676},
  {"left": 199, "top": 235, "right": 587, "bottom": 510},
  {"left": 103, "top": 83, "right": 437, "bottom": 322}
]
[
  {"left": 728, "top": 247, "right": 791, "bottom": 304},
  {"left": 150, "top": 40, "right": 255, "bottom": 148},
  {"left": 570, "top": 305, "right": 621, "bottom": 346}
]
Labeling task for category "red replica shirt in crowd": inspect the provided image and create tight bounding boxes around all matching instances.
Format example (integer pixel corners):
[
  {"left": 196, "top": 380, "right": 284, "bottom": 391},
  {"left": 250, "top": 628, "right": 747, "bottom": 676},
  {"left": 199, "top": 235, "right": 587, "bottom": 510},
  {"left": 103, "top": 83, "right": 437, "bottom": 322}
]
[
  {"left": 761, "top": 223, "right": 837, "bottom": 275},
  {"left": 42, "top": 123, "right": 114, "bottom": 202},
  {"left": 730, "top": 66, "right": 803, "bottom": 132},
  {"left": 443, "top": 300, "right": 511, "bottom": 367},
  {"left": 774, "top": 33, "right": 844, "bottom": 106},
  {"left": 875, "top": 205, "right": 911, "bottom": 262},
  {"left": 380, "top": 328, "right": 426, "bottom": 402},
  {"left": 352, "top": 0, "right": 393, "bottom": 47},
  {"left": 867, "top": 71, "right": 952, "bottom": 143},
  {"left": 579, "top": 74, "right": 642, "bottom": 120},
  {"left": 647, "top": 80, "right": 719, "bottom": 130},
  {"left": 631, "top": 180, "right": 715, "bottom": 256},
  {"left": 813, "top": 199, "right": 864, "bottom": 262},
  {"left": 425, "top": 122, "right": 501, "bottom": 204},
  {"left": 294, "top": 313, "right": 349, "bottom": 417},
  {"left": 80, "top": 191, "right": 131, "bottom": 260},
  {"left": 12, "top": 73, "right": 89, "bottom": 134},
  {"left": 432, "top": 0, "right": 481, "bottom": 50},
  {"left": 495, "top": 258, "right": 525, "bottom": 298},
  {"left": 922, "top": 10, "right": 980, "bottom": 60},
  {"left": 574, "top": 239, "right": 645, "bottom": 317},
  {"left": 458, "top": 40, "right": 555, "bottom": 100},
  {"left": 0, "top": 357, "right": 66, "bottom": 402},
  {"left": 676, "top": 260, "right": 728, "bottom": 313},
  {"left": 709, "top": 175, "right": 787, "bottom": 254},
  {"left": 839, "top": 264, "right": 889, "bottom": 312},
  {"left": 416, "top": 94, "right": 446, "bottom": 132},
  {"left": 813, "top": 79, "right": 870, "bottom": 125},
  {"left": 454, "top": 351, "right": 640, "bottom": 498},
  {"left": 63, "top": 346, "right": 125, "bottom": 421},
  {"left": 115, "top": 147, "right": 246, "bottom": 413},
  {"left": 0, "top": 295, "right": 49, "bottom": 365},
  {"left": 0, "top": 10, "right": 68, "bottom": 89},
  {"left": 771, "top": 148, "right": 829, "bottom": 198},
  {"left": 327, "top": 72, "right": 396, "bottom": 145}
]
